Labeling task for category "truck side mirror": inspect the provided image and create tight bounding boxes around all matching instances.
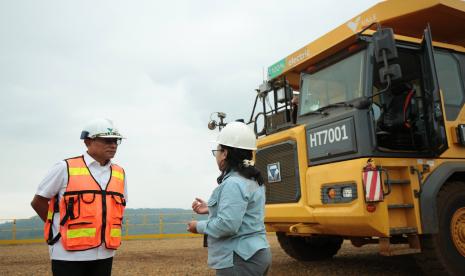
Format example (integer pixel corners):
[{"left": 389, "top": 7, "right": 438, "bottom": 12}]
[
  {"left": 373, "top": 27, "right": 402, "bottom": 84},
  {"left": 373, "top": 28, "right": 398, "bottom": 63},
  {"left": 379, "top": 64, "right": 402, "bottom": 83}
]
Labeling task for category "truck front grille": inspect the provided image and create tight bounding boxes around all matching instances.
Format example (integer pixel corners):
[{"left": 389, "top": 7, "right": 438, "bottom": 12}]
[{"left": 255, "top": 141, "right": 301, "bottom": 204}]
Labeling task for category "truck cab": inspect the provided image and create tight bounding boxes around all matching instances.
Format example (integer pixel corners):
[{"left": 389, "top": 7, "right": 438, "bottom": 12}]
[{"left": 246, "top": 1, "right": 465, "bottom": 275}]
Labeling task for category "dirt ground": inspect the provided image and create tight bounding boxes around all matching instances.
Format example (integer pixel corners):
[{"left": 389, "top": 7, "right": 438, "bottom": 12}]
[{"left": 0, "top": 235, "right": 422, "bottom": 275}]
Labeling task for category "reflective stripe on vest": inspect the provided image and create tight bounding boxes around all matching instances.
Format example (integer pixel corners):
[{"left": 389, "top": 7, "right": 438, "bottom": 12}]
[
  {"left": 110, "top": 228, "right": 122, "bottom": 238},
  {"left": 44, "top": 195, "right": 60, "bottom": 245},
  {"left": 112, "top": 170, "right": 124, "bottom": 181},
  {"left": 43, "top": 156, "right": 125, "bottom": 251},
  {"left": 67, "top": 228, "right": 97, "bottom": 238},
  {"left": 68, "top": 167, "right": 90, "bottom": 176}
]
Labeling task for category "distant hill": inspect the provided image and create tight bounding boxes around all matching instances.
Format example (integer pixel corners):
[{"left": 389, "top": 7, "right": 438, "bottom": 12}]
[{"left": 0, "top": 208, "right": 206, "bottom": 240}]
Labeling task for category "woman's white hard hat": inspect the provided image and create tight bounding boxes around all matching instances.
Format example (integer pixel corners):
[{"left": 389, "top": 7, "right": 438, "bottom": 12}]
[
  {"left": 80, "top": 118, "right": 125, "bottom": 139},
  {"left": 214, "top": 121, "right": 256, "bottom": 150}
]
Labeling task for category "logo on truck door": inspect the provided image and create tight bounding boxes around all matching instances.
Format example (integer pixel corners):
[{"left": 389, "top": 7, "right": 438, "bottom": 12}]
[{"left": 267, "top": 162, "right": 281, "bottom": 183}]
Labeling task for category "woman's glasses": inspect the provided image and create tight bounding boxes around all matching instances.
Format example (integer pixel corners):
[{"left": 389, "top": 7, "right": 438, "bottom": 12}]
[{"left": 211, "top": 149, "right": 224, "bottom": 157}]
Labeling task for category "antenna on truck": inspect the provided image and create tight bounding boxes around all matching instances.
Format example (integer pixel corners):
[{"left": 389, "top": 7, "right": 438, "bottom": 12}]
[{"left": 208, "top": 112, "right": 227, "bottom": 131}]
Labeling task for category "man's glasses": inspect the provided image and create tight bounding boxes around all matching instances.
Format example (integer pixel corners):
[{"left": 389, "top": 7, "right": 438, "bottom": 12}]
[
  {"left": 211, "top": 149, "right": 223, "bottom": 157},
  {"left": 95, "top": 138, "right": 122, "bottom": 145}
]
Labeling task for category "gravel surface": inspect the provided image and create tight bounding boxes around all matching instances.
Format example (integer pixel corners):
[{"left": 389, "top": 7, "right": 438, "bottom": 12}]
[{"left": 0, "top": 235, "right": 423, "bottom": 275}]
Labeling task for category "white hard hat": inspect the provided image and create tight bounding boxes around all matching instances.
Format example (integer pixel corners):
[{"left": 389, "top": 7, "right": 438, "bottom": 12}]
[
  {"left": 80, "top": 118, "right": 125, "bottom": 139},
  {"left": 214, "top": 121, "right": 256, "bottom": 150}
]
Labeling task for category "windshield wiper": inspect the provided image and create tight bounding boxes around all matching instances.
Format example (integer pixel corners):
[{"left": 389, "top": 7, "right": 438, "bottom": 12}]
[
  {"left": 300, "top": 108, "right": 329, "bottom": 117},
  {"left": 306, "top": 110, "right": 329, "bottom": 116},
  {"left": 316, "top": 102, "right": 354, "bottom": 112},
  {"left": 302, "top": 101, "right": 354, "bottom": 117}
]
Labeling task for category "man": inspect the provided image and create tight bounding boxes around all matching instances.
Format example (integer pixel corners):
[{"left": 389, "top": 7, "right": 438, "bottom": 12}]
[{"left": 31, "top": 118, "right": 128, "bottom": 276}]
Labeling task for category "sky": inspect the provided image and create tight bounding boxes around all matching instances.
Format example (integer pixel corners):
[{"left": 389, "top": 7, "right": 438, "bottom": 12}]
[{"left": 0, "top": 0, "right": 380, "bottom": 219}]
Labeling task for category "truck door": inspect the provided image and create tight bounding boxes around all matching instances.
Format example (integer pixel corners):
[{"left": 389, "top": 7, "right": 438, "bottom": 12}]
[{"left": 421, "top": 25, "right": 448, "bottom": 155}]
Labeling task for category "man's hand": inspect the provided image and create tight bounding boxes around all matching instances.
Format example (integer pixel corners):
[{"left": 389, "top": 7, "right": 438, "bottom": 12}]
[
  {"left": 192, "top": 198, "right": 209, "bottom": 214},
  {"left": 31, "top": 195, "right": 50, "bottom": 222},
  {"left": 187, "top": 220, "right": 198, "bottom": 233}
]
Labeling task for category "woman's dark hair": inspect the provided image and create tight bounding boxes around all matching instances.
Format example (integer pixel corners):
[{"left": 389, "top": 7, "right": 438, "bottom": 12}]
[{"left": 217, "top": 145, "right": 264, "bottom": 186}]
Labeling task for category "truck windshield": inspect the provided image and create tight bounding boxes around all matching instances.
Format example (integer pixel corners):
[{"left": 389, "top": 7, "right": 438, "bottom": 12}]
[{"left": 300, "top": 50, "right": 366, "bottom": 115}]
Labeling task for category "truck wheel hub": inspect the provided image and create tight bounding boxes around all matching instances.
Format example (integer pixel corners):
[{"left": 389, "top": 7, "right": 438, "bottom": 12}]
[{"left": 451, "top": 207, "right": 465, "bottom": 257}]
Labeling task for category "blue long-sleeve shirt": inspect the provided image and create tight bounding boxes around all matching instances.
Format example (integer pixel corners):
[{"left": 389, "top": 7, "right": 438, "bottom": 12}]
[{"left": 196, "top": 170, "right": 269, "bottom": 269}]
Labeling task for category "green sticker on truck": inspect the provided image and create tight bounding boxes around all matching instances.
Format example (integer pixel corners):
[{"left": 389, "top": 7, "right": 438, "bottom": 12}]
[{"left": 268, "top": 58, "right": 286, "bottom": 79}]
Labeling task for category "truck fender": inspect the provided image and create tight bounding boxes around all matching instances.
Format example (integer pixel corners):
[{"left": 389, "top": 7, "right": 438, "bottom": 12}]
[{"left": 420, "top": 162, "right": 465, "bottom": 234}]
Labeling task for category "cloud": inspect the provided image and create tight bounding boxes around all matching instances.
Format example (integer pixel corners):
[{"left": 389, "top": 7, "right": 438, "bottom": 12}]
[{"left": 0, "top": 0, "right": 380, "bottom": 218}]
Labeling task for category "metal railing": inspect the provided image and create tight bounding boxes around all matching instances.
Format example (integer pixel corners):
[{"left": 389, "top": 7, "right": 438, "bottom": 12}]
[{"left": 0, "top": 212, "right": 205, "bottom": 245}]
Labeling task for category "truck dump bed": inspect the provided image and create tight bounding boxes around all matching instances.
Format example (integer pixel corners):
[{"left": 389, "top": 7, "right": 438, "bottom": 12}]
[{"left": 269, "top": 0, "right": 465, "bottom": 88}]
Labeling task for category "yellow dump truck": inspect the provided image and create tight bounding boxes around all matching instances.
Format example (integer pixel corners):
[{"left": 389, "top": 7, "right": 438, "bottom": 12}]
[{"left": 227, "top": 1, "right": 465, "bottom": 275}]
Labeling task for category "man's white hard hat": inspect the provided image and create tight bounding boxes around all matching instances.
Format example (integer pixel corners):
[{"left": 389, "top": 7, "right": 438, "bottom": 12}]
[
  {"left": 80, "top": 118, "right": 125, "bottom": 139},
  {"left": 214, "top": 121, "right": 256, "bottom": 150}
]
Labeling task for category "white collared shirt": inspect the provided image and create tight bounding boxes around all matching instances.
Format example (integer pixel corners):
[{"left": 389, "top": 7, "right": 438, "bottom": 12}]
[{"left": 36, "top": 152, "right": 128, "bottom": 261}]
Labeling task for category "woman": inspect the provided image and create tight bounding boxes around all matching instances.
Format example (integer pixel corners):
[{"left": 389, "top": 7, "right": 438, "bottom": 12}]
[{"left": 187, "top": 121, "right": 271, "bottom": 276}]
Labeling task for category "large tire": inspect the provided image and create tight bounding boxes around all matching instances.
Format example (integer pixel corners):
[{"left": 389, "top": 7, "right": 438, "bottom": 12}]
[
  {"left": 415, "top": 181, "right": 465, "bottom": 276},
  {"left": 276, "top": 232, "right": 342, "bottom": 261}
]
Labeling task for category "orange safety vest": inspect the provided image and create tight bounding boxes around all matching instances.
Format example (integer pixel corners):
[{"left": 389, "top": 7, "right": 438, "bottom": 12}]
[{"left": 44, "top": 156, "right": 126, "bottom": 251}]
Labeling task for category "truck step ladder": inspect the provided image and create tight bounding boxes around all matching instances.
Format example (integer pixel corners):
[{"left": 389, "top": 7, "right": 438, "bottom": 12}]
[
  {"left": 379, "top": 235, "right": 421, "bottom": 256},
  {"left": 379, "top": 165, "right": 422, "bottom": 256}
]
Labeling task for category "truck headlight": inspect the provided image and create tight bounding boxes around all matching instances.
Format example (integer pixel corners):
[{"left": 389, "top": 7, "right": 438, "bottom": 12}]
[
  {"left": 321, "top": 184, "right": 357, "bottom": 204},
  {"left": 342, "top": 187, "right": 353, "bottom": 198}
]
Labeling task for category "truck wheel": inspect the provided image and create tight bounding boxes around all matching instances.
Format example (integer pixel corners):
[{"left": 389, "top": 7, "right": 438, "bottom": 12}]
[
  {"left": 416, "top": 181, "right": 465, "bottom": 276},
  {"left": 276, "top": 232, "right": 342, "bottom": 261}
]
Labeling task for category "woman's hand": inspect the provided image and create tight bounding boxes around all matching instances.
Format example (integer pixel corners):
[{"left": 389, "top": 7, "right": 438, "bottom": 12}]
[
  {"left": 192, "top": 197, "right": 209, "bottom": 214},
  {"left": 187, "top": 220, "right": 198, "bottom": 233}
]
